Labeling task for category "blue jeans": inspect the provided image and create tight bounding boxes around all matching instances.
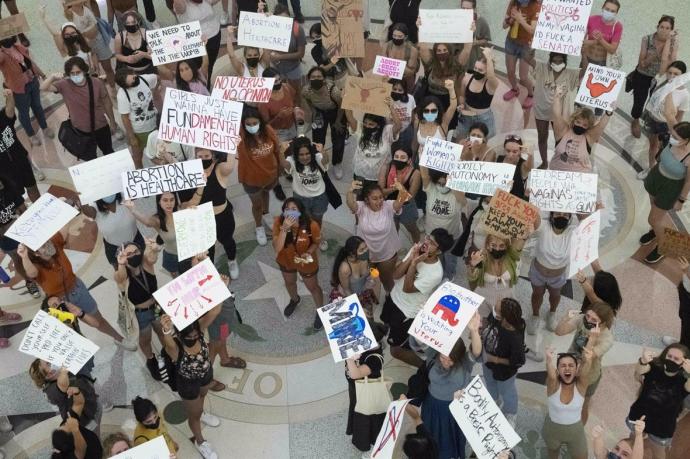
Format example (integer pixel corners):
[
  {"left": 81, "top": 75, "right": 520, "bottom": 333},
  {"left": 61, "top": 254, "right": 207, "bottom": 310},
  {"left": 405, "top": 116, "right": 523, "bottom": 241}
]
[
  {"left": 483, "top": 367, "right": 518, "bottom": 415},
  {"left": 65, "top": 278, "right": 98, "bottom": 315},
  {"left": 13, "top": 78, "right": 47, "bottom": 137},
  {"left": 456, "top": 109, "right": 495, "bottom": 141},
  {"left": 441, "top": 250, "right": 458, "bottom": 281}
]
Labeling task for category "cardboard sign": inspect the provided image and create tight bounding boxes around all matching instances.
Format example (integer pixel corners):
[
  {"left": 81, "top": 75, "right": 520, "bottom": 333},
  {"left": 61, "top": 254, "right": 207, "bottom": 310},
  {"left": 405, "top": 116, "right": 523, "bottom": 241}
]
[
  {"left": 173, "top": 202, "right": 216, "bottom": 261},
  {"left": 532, "top": 0, "right": 593, "bottom": 57},
  {"left": 408, "top": 282, "right": 483, "bottom": 355},
  {"left": 450, "top": 375, "right": 521, "bottom": 459},
  {"left": 317, "top": 294, "right": 378, "bottom": 362},
  {"left": 371, "top": 399, "right": 412, "bottom": 459},
  {"left": 18, "top": 311, "right": 99, "bottom": 374},
  {"left": 419, "top": 137, "right": 463, "bottom": 173},
  {"left": 321, "top": 0, "right": 366, "bottom": 58},
  {"left": 659, "top": 227, "right": 690, "bottom": 259},
  {"left": 568, "top": 210, "right": 600, "bottom": 278},
  {"left": 158, "top": 87, "right": 243, "bottom": 154},
  {"left": 121, "top": 159, "right": 206, "bottom": 200},
  {"left": 147, "top": 21, "right": 206, "bottom": 66},
  {"left": 0, "top": 13, "right": 29, "bottom": 40},
  {"left": 529, "top": 169, "right": 598, "bottom": 214},
  {"left": 5, "top": 193, "right": 79, "bottom": 250},
  {"left": 238, "top": 11, "right": 294, "bottom": 52},
  {"left": 211, "top": 76, "right": 275, "bottom": 103},
  {"left": 418, "top": 9, "right": 474, "bottom": 44},
  {"left": 448, "top": 162, "right": 516, "bottom": 196},
  {"left": 483, "top": 189, "right": 539, "bottom": 240},
  {"left": 372, "top": 55, "right": 407, "bottom": 80},
  {"left": 110, "top": 435, "right": 170, "bottom": 459},
  {"left": 68, "top": 149, "right": 135, "bottom": 203},
  {"left": 153, "top": 258, "right": 231, "bottom": 330},
  {"left": 341, "top": 77, "right": 392, "bottom": 118},
  {"left": 575, "top": 64, "right": 626, "bottom": 112}
]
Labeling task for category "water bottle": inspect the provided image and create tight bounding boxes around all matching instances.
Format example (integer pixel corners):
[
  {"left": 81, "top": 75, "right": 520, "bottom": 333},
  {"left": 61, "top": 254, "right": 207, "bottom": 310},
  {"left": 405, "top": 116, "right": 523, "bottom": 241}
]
[
  {"left": 157, "top": 353, "right": 169, "bottom": 383},
  {"left": 365, "top": 267, "right": 379, "bottom": 290},
  {"left": 0, "top": 266, "right": 10, "bottom": 284}
]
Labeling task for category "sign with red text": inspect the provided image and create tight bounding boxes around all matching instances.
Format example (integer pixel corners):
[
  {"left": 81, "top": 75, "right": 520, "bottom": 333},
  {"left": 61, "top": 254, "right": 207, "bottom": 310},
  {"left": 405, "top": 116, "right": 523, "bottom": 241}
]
[
  {"left": 212, "top": 76, "right": 275, "bottom": 103},
  {"left": 575, "top": 64, "right": 626, "bottom": 112},
  {"left": 529, "top": 169, "right": 598, "bottom": 214},
  {"left": 419, "top": 137, "right": 463, "bottom": 173},
  {"left": 372, "top": 55, "right": 406, "bottom": 80},
  {"left": 317, "top": 294, "right": 378, "bottom": 362},
  {"left": 121, "top": 159, "right": 206, "bottom": 200},
  {"left": 238, "top": 11, "right": 293, "bottom": 52},
  {"left": 158, "top": 87, "right": 243, "bottom": 154},
  {"left": 483, "top": 189, "right": 540, "bottom": 240},
  {"left": 147, "top": 21, "right": 205, "bottom": 66},
  {"left": 153, "top": 258, "right": 231, "bottom": 330},
  {"left": 371, "top": 399, "right": 413, "bottom": 459},
  {"left": 448, "top": 161, "right": 515, "bottom": 196},
  {"left": 533, "top": 0, "right": 593, "bottom": 56},
  {"left": 419, "top": 9, "right": 474, "bottom": 43},
  {"left": 408, "top": 282, "right": 483, "bottom": 355},
  {"left": 568, "top": 210, "right": 600, "bottom": 277}
]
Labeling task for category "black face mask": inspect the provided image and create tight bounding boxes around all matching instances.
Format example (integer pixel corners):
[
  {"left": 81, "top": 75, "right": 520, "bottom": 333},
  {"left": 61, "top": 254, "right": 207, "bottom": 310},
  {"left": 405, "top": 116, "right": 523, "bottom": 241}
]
[
  {"left": 128, "top": 253, "right": 143, "bottom": 267},
  {"left": 182, "top": 337, "right": 198, "bottom": 348},
  {"left": 125, "top": 24, "right": 139, "bottom": 33},
  {"left": 583, "top": 316, "right": 597, "bottom": 330},
  {"left": 572, "top": 125, "right": 587, "bottom": 136},
  {"left": 663, "top": 359, "right": 681, "bottom": 373},
  {"left": 273, "top": 83, "right": 282, "bottom": 91},
  {"left": 143, "top": 417, "right": 160, "bottom": 429},
  {"left": 63, "top": 35, "right": 79, "bottom": 45},
  {"left": 0, "top": 38, "right": 15, "bottom": 48},
  {"left": 362, "top": 126, "right": 377, "bottom": 138},
  {"left": 392, "top": 38, "right": 405, "bottom": 46},
  {"left": 552, "top": 216, "right": 569, "bottom": 230},
  {"left": 489, "top": 249, "right": 507, "bottom": 259},
  {"left": 472, "top": 70, "right": 486, "bottom": 80},
  {"left": 202, "top": 158, "right": 213, "bottom": 169},
  {"left": 392, "top": 160, "right": 407, "bottom": 170},
  {"left": 310, "top": 79, "right": 324, "bottom": 90},
  {"left": 246, "top": 57, "right": 260, "bottom": 68},
  {"left": 391, "top": 92, "right": 405, "bottom": 102},
  {"left": 313, "top": 38, "right": 322, "bottom": 46}
]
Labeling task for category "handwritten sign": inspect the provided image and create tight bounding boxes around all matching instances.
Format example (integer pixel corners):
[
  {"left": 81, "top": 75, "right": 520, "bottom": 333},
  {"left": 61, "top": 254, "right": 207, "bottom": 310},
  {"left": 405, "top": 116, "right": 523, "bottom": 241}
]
[
  {"left": 419, "top": 137, "right": 462, "bottom": 173},
  {"left": 317, "top": 294, "right": 378, "bottom": 362},
  {"left": 418, "top": 9, "right": 474, "bottom": 44},
  {"left": 659, "top": 227, "right": 690, "bottom": 259},
  {"left": 0, "top": 13, "right": 29, "bottom": 40},
  {"left": 408, "top": 282, "right": 483, "bottom": 355},
  {"left": 121, "top": 159, "right": 206, "bottom": 200},
  {"left": 211, "top": 76, "right": 275, "bottom": 103},
  {"left": 483, "top": 189, "right": 539, "bottom": 240},
  {"left": 111, "top": 435, "right": 170, "bottom": 459},
  {"left": 18, "top": 311, "right": 99, "bottom": 374},
  {"left": 153, "top": 258, "right": 231, "bottom": 330},
  {"left": 321, "top": 0, "right": 366, "bottom": 58},
  {"left": 529, "top": 169, "right": 598, "bottom": 214},
  {"left": 342, "top": 77, "right": 392, "bottom": 118},
  {"left": 371, "top": 399, "right": 412, "bottom": 459},
  {"left": 146, "top": 21, "right": 206, "bottom": 66},
  {"left": 5, "top": 193, "right": 79, "bottom": 250},
  {"left": 532, "top": 0, "right": 593, "bottom": 57},
  {"left": 158, "top": 87, "right": 243, "bottom": 154},
  {"left": 238, "top": 11, "right": 293, "bottom": 52},
  {"left": 575, "top": 64, "right": 626, "bottom": 112},
  {"left": 448, "top": 162, "right": 516, "bottom": 196},
  {"left": 68, "top": 149, "right": 134, "bottom": 203},
  {"left": 568, "top": 210, "right": 600, "bottom": 277},
  {"left": 450, "top": 375, "right": 521, "bottom": 459},
  {"left": 173, "top": 202, "right": 216, "bottom": 261}
]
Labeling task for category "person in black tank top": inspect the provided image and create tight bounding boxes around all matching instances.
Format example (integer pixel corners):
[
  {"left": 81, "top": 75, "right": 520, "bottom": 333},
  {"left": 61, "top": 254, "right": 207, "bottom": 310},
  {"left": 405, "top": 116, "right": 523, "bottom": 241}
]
[
  {"left": 379, "top": 142, "right": 422, "bottom": 243},
  {"left": 497, "top": 135, "right": 533, "bottom": 201},
  {"left": 114, "top": 11, "right": 155, "bottom": 75}
]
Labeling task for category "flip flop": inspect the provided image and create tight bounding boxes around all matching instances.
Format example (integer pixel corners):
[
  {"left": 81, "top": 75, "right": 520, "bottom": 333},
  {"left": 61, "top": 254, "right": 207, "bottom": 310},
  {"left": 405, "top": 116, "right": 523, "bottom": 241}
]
[
  {"left": 220, "top": 357, "right": 247, "bottom": 369},
  {"left": 209, "top": 380, "right": 226, "bottom": 392},
  {"left": 0, "top": 312, "right": 22, "bottom": 323},
  {"left": 0, "top": 338, "right": 10, "bottom": 348}
]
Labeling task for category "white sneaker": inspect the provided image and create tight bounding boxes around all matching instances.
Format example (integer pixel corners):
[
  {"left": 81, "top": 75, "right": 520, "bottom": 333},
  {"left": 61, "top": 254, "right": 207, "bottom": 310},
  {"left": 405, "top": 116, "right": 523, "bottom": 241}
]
[
  {"left": 114, "top": 337, "right": 137, "bottom": 351},
  {"left": 0, "top": 418, "right": 12, "bottom": 433},
  {"left": 662, "top": 336, "right": 679, "bottom": 346},
  {"left": 195, "top": 440, "right": 218, "bottom": 459},
  {"left": 319, "top": 239, "right": 329, "bottom": 252},
  {"left": 526, "top": 315, "right": 540, "bottom": 335},
  {"left": 546, "top": 311, "right": 558, "bottom": 332},
  {"left": 228, "top": 260, "right": 239, "bottom": 280},
  {"left": 30, "top": 135, "right": 42, "bottom": 147},
  {"left": 220, "top": 10, "right": 230, "bottom": 25},
  {"left": 333, "top": 164, "right": 343, "bottom": 180},
  {"left": 637, "top": 168, "right": 650, "bottom": 180},
  {"left": 200, "top": 411, "right": 220, "bottom": 427},
  {"left": 525, "top": 348, "right": 544, "bottom": 362},
  {"left": 31, "top": 161, "right": 45, "bottom": 181},
  {"left": 43, "top": 127, "right": 55, "bottom": 139},
  {"left": 255, "top": 226, "right": 267, "bottom": 246},
  {"left": 114, "top": 128, "right": 125, "bottom": 141}
]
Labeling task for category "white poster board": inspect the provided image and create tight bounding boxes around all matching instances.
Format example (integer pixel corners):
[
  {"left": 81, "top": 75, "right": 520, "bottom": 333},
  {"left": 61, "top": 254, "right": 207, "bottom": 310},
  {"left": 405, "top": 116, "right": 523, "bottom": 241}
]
[
  {"left": 448, "top": 162, "right": 516, "bottom": 196},
  {"left": 568, "top": 210, "right": 601, "bottom": 278},
  {"left": 153, "top": 258, "right": 231, "bottom": 330},
  {"left": 532, "top": 0, "right": 593, "bottom": 57},
  {"left": 110, "top": 435, "right": 170, "bottom": 459},
  {"left": 372, "top": 55, "right": 406, "bottom": 80},
  {"left": 5, "top": 193, "right": 79, "bottom": 250},
  {"left": 450, "top": 375, "right": 521, "bottom": 459},
  {"left": 645, "top": 73, "right": 690, "bottom": 120},
  {"left": 237, "top": 11, "right": 294, "bottom": 52},
  {"left": 419, "top": 9, "right": 474, "bottom": 44},
  {"left": 158, "top": 87, "right": 243, "bottom": 154},
  {"left": 173, "top": 202, "right": 216, "bottom": 261},
  {"left": 371, "top": 399, "right": 412, "bottom": 459},
  {"left": 528, "top": 169, "right": 598, "bottom": 214},
  {"left": 419, "top": 137, "right": 463, "bottom": 173},
  {"left": 317, "top": 294, "right": 378, "bottom": 363},
  {"left": 211, "top": 76, "right": 276, "bottom": 103},
  {"left": 575, "top": 64, "right": 626, "bottom": 112},
  {"left": 146, "top": 21, "right": 206, "bottom": 66},
  {"left": 121, "top": 159, "right": 206, "bottom": 200},
  {"left": 68, "top": 149, "right": 134, "bottom": 203},
  {"left": 408, "top": 282, "right": 483, "bottom": 355},
  {"left": 18, "top": 311, "right": 99, "bottom": 374}
]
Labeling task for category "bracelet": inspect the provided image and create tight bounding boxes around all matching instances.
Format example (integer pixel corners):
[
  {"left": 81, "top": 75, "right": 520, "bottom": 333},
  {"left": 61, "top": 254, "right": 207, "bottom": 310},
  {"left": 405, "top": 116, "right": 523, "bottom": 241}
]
[
  {"left": 578, "top": 279, "right": 586, "bottom": 284},
  {"left": 78, "top": 311, "right": 85, "bottom": 318}
]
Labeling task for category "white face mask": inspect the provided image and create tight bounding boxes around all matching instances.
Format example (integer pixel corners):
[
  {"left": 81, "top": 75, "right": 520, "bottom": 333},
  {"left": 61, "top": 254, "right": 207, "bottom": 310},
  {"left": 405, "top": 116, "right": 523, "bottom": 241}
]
[
  {"left": 469, "top": 135, "right": 484, "bottom": 144},
  {"left": 601, "top": 10, "right": 617, "bottom": 22},
  {"left": 550, "top": 62, "right": 566, "bottom": 72}
]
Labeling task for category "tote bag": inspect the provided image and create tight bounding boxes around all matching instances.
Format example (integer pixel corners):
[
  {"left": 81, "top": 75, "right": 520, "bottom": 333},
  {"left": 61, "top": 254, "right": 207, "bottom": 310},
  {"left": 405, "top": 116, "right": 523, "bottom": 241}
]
[{"left": 354, "top": 354, "right": 393, "bottom": 415}]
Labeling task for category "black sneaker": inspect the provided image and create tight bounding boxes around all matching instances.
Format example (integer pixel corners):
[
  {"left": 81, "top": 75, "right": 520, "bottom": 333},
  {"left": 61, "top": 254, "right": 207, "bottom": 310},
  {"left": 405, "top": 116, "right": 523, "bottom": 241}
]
[
  {"left": 645, "top": 246, "right": 665, "bottom": 264},
  {"left": 25, "top": 280, "right": 41, "bottom": 298},
  {"left": 273, "top": 184, "right": 287, "bottom": 201},
  {"left": 284, "top": 296, "right": 300, "bottom": 317},
  {"left": 313, "top": 312, "right": 323, "bottom": 330},
  {"left": 639, "top": 229, "right": 656, "bottom": 245},
  {"left": 146, "top": 357, "right": 162, "bottom": 381}
]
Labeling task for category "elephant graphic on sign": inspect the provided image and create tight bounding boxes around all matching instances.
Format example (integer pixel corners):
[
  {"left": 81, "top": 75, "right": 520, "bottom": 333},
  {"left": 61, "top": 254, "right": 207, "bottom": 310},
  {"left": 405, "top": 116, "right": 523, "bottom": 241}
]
[{"left": 431, "top": 295, "right": 460, "bottom": 326}]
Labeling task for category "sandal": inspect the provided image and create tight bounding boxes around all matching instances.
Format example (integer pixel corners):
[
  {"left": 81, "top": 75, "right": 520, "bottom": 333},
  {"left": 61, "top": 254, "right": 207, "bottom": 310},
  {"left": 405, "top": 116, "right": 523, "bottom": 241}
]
[
  {"left": 0, "top": 311, "right": 22, "bottom": 323},
  {"left": 209, "top": 380, "right": 226, "bottom": 392},
  {"left": 220, "top": 357, "right": 247, "bottom": 369},
  {"left": 0, "top": 338, "right": 10, "bottom": 349}
]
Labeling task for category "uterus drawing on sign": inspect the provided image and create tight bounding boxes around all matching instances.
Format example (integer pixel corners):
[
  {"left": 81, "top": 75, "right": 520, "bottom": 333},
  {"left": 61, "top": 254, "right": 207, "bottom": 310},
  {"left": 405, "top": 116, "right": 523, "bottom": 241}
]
[
  {"left": 347, "top": 79, "right": 388, "bottom": 104},
  {"left": 542, "top": 6, "right": 580, "bottom": 27}
]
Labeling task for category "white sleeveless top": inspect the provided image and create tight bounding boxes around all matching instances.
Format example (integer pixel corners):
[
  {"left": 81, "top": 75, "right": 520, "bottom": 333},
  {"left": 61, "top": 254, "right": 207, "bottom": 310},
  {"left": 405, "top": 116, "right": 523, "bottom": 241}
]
[
  {"left": 548, "top": 383, "right": 585, "bottom": 425},
  {"left": 243, "top": 63, "right": 266, "bottom": 78}
]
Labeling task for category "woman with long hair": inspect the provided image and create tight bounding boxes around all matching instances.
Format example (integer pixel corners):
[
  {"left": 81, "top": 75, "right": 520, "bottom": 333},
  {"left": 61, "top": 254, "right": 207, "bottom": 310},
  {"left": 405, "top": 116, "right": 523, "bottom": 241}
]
[
  {"left": 173, "top": 0, "right": 221, "bottom": 90},
  {"left": 175, "top": 57, "right": 209, "bottom": 95},
  {"left": 417, "top": 40, "right": 463, "bottom": 125},
  {"left": 383, "top": 23, "right": 420, "bottom": 90},
  {"left": 496, "top": 134, "right": 534, "bottom": 201},
  {"left": 576, "top": 268, "right": 622, "bottom": 315},
  {"left": 226, "top": 26, "right": 269, "bottom": 78},
  {"left": 456, "top": 47, "right": 499, "bottom": 140},
  {"left": 330, "top": 236, "right": 380, "bottom": 323},
  {"left": 379, "top": 142, "right": 422, "bottom": 243},
  {"left": 114, "top": 11, "right": 155, "bottom": 75},
  {"left": 39, "top": 8, "right": 96, "bottom": 70},
  {"left": 389, "top": 78, "right": 417, "bottom": 147}
]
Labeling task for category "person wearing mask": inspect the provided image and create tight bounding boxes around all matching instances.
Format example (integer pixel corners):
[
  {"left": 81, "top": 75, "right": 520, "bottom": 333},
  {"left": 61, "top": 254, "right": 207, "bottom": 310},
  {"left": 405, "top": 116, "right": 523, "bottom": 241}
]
[
  {"left": 114, "top": 11, "right": 155, "bottom": 76},
  {"left": 115, "top": 68, "right": 158, "bottom": 169},
  {"left": 457, "top": 47, "right": 498, "bottom": 140},
  {"left": 258, "top": 67, "right": 303, "bottom": 142},
  {"left": 457, "top": 0, "right": 492, "bottom": 71},
  {"left": 42, "top": 296, "right": 95, "bottom": 376},
  {"left": 627, "top": 344, "right": 690, "bottom": 459},
  {"left": 39, "top": 11, "right": 98, "bottom": 72},
  {"left": 576, "top": 268, "right": 622, "bottom": 315},
  {"left": 50, "top": 389, "right": 103, "bottom": 459},
  {"left": 412, "top": 86, "right": 457, "bottom": 159},
  {"left": 457, "top": 122, "right": 493, "bottom": 163},
  {"left": 383, "top": 23, "right": 419, "bottom": 90},
  {"left": 144, "top": 130, "right": 194, "bottom": 166},
  {"left": 591, "top": 420, "right": 645, "bottom": 459},
  {"left": 131, "top": 396, "right": 179, "bottom": 455},
  {"left": 496, "top": 134, "right": 533, "bottom": 201},
  {"left": 665, "top": 256, "right": 690, "bottom": 348},
  {"left": 268, "top": 4, "right": 306, "bottom": 93},
  {"left": 101, "top": 432, "right": 132, "bottom": 457},
  {"left": 501, "top": 0, "right": 541, "bottom": 109},
  {"left": 387, "top": 0, "right": 421, "bottom": 44},
  {"left": 308, "top": 23, "right": 351, "bottom": 89},
  {"left": 629, "top": 15, "right": 679, "bottom": 138},
  {"left": 417, "top": 42, "right": 463, "bottom": 126},
  {"left": 226, "top": 26, "right": 269, "bottom": 79},
  {"left": 400, "top": 400, "right": 439, "bottom": 459},
  {"left": 173, "top": 0, "right": 221, "bottom": 90},
  {"left": 175, "top": 57, "right": 209, "bottom": 96},
  {"left": 379, "top": 142, "right": 422, "bottom": 243},
  {"left": 389, "top": 79, "right": 416, "bottom": 147},
  {"left": 583, "top": 0, "right": 623, "bottom": 69}
]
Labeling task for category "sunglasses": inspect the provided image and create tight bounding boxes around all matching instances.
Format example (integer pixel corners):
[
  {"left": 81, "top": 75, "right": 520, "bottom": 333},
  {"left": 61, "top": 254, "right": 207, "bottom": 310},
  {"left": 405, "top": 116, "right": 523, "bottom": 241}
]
[
  {"left": 505, "top": 134, "right": 522, "bottom": 142},
  {"left": 423, "top": 109, "right": 438, "bottom": 114}
]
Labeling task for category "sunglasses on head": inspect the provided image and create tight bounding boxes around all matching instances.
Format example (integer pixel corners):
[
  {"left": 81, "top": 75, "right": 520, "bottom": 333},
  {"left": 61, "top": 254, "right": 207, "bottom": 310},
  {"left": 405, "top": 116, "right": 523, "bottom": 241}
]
[
  {"left": 505, "top": 134, "right": 522, "bottom": 142},
  {"left": 423, "top": 109, "right": 438, "bottom": 113}
]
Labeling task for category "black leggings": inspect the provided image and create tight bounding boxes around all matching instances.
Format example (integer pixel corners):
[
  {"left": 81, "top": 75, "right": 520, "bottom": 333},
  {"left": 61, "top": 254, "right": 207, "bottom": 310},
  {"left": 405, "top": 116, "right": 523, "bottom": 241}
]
[
  {"left": 142, "top": 0, "right": 156, "bottom": 22},
  {"left": 312, "top": 108, "right": 346, "bottom": 165},
  {"left": 277, "top": 0, "right": 302, "bottom": 16},
  {"left": 76, "top": 125, "right": 114, "bottom": 155},
  {"left": 630, "top": 71, "right": 655, "bottom": 120},
  {"left": 207, "top": 203, "right": 237, "bottom": 263}
]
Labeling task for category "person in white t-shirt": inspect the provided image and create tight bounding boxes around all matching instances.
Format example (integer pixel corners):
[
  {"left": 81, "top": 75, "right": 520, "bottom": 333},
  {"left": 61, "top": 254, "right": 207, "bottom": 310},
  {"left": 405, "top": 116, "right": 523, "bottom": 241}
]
[
  {"left": 115, "top": 68, "right": 158, "bottom": 168},
  {"left": 143, "top": 130, "right": 194, "bottom": 167},
  {"left": 381, "top": 228, "right": 455, "bottom": 367},
  {"left": 390, "top": 79, "right": 416, "bottom": 146}
]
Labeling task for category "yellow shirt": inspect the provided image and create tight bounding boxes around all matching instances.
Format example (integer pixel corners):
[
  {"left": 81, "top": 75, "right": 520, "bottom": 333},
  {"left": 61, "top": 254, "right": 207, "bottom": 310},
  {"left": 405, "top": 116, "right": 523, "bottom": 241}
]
[{"left": 133, "top": 421, "right": 177, "bottom": 453}]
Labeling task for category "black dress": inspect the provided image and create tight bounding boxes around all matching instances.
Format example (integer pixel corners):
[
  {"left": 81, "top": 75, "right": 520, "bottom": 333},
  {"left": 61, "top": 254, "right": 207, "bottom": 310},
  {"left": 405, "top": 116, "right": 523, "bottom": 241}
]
[{"left": 346, "top": 349, "right": 386, "bottom": 452}]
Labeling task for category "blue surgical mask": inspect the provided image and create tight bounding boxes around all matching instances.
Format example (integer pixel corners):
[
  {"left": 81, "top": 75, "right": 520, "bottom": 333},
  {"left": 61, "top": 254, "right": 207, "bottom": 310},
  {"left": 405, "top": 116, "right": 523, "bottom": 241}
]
[
  {"left": 245, "top": 123, "right": 260, "bottom": 134},
  {"left": 70, "top": 73, "right": 85, "bottom": 85},
  {"left": 423, "top": 112, "right": 438, "bottom": 123},
  {"left": 101, "top": 194, "right": 117, "bottom": 204},
  {"left": 283, "top": 209, "right": 301, "bottom": 219},
  {"left": 601, "top": 10, "right": 617, "bottom": 22}
]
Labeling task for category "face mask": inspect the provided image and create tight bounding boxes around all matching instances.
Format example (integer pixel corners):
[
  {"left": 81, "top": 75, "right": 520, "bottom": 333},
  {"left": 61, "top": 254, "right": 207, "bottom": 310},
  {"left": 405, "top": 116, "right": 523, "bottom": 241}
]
[
  {"left": 102, "top": 194, "right": 117, "bottom": 204},
  {"left": 572, "top": 125, "right": 587, "bottom": 136},
  {"left": 0, "top": 38, "right": 15, "bottom": 48},
  {"left": 310, "top": 79, "right": 324, "bottom": 90},
  {"left": 283, "top": 209, "right": 301, "bottom": 219},
  {"left": 246, "top": 57, "right": 260, "bottom": 68},
  {"left": 423, "top": 112, "right": 438, "bottom": 123},
  {"left": 312, "top": 38, "right": 322, "bottom": 46},
  {"left": 273, "top": 82, "right": 284, "bottom": 91},
  {"left": 472, "top": 70, "right": 486, "bottom": 80},
  {"left": 469, "top": 135, "right": 484, "bottom": 144},
  {"left": 143, "top": 417, "right": 160, "bottom": 429},
  {"left": 125, "top": 24, "right": 139, "bottom": 33},
  {"left": 127, "top": 253, "right": 143, "bottom": 267},
  {"left": 357, "top": 250, "right": 369, "bottom": 261},
  {"left": 182, "top": 336, "right": 198, "bottom": 347},
  {"left": 606, "top": 452, "right": 621, "bottom": 459},
  {"left": 435, "top": 52, "right": 449, "bottom": 62},
  {"left": 392, "top": 159, "right": 408, "bottom": 170},
  {"left": 583, "top": 316, "right": 597, "bottom": 330},
  {"left": 392, "top": 38, "right": 405, "bottom": 46},
  {"left": 39, "top": 242, "right": 57, "bottom": 258},
  {"left": 362, "top": 126, "right": 378, "bottom": 137},
  {"left": 70, "top": 73, "right": 85, "bottom": 85},
  {"left": 201, "top": 158, "right": 213, "bottom": 169},
  {"left": 245, "top": 123, "right": 260, "bottom": 134},
  {"left": 439, "top": 185, "right": 451, "bottom": 194},
  {"left": 663, "top": 359, "right": 681, "bottom": 373},
  {"left": 489, "top": 249, "right": 507, "bottom": 259},
  {"left": 63, "top": 35, "right": 79, "bottom": 45},
  {"left": 49, "top": 362, "right": 62, "bottom": 374},
  {"left": 391, "top": 92, "right": 404, "bottom": 102},
  {"left": 550, "top": 62, "right": 566, "bottom": 72},
  {"left": 552, "top": 216, "right": 569, "bottom": 230},
  {"left": 601, "top": 10, "right": 617, "bottom": 22}
]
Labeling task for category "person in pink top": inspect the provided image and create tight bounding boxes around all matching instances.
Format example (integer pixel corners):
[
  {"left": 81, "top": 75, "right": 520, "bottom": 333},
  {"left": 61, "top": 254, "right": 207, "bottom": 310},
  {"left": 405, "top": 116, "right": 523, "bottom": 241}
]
[{"left": 583, "top": 0, "right": 623, "bottom": 68}]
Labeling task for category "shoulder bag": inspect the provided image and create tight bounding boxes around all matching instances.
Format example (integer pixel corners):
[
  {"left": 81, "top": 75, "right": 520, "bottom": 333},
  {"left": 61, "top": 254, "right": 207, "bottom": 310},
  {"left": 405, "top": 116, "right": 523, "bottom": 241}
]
[
  {"left": 116, "top": 290, "right": 136, "bottom": 340},
  {"left": 406, "top": 357, "right": 436, "bottom": 401},
  {"left": 58, "top": 76, "right": 98, "bottom": 161},
  {"left": 354, "top": 354, "right": 393, "bottom": 415}
]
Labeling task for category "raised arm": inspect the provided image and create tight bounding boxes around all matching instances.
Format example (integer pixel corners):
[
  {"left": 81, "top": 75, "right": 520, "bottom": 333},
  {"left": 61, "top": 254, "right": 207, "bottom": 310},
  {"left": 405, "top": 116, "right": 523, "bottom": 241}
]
[
  {"left": 16, "top": 244, "right": 38, "bottom": 279},
  {"left": 441, "top": 80, "right": 458, "bottom": 133},
  {"left": 545, "top": 348, "right": 559, "bottom": 393},
  {"left": 346, "top": 180, "right": 361, "bottom": 214},
  {"left": 552, "top": 85, "right": 569, "bottom": 139},
  {"left": 122, "top": 200, "right": 159, "bottom": 228},
  {"left": 588, "top": 110, "right": 613, "bottom": 144},
  {"left": 482, "top": 48, "right": 499, "bottom": 93},
  {"left": 217, "top": 152, "right": 236, "bottom": 177},
  {"left": 143, "top": 237, "right": 161, "bottom": 266},
  {"left": 41, "top": 73, "right": 63, "bottom": 93},
  {"left": 225, "top": 26, "right": 246, "bottom": 75},
  {"left": 159, "top": 314, "right": 180, "bottom": 361},
  {"left": 3, "top": 89, "right": 15, "bottom": 118}
]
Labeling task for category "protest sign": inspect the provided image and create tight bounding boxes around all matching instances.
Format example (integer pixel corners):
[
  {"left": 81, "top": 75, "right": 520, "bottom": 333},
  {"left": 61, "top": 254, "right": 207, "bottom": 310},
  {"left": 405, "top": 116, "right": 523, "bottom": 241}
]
[
  {"left": 68, "top": 149, "right": 134, "bottom": 203},
  {"left": 238, "top": 11, "right": 293, "bottom": 52},
  {"left": 158, "top": 87, "right": 243, "bottom": 154},
  {"left": 321, "top": 0, "right": 366, "bottom": 58},
  {"left": 419, "top": 137, "right": 463, "bottom": 173},
  {"left": 483, "top": 189, "right": 540, "bottom": 240},
  {"left": 408, "top": 282, "right": 483, "bottom": 355},
  {"left": 532, "top": 0, "right": 593, "bottom": 57},
  {"left": 342, "top": 77, "right": 392, "bottom": 118},
  {"left": 211, "top": 76, "right": 275, "bottom": 103},
  {"left": 0, "top": 13, "right": 29, "bottom": 40},
  {"left": 568, "top": 210, "right": 601, "bottom": 278},
  {"left": 371, "top": 399, "right": 412, "bottom": 459},
  {"left": 121, "top": 159, "right": 206, "bottom": 200},
  {"left": 317, "top": 294, "right": 377, "bottom": 362},
  {"left": 450, "top": 375, "right": 521, "bottom": 459},
  {"left": 575, "top": 64, "right": 626, "bottom": 112},
  {"left": 659, "top": 227, "right": 690, "bottom": 259},
  {"left": 373, "top": 55, "right": 406, "bottom": 80},
  {"left": 646, "top": 73, "right": 690, "bottom": 121},
  {"left": 173, "top": 202, "right": 216, "bottom": 261},
  {"left": 418, "top": 9, "right": 474, "bottom": 44},
  {"left": 5, "top": 193, "right": 78, "bottom": 250},
  {"left": 153, "top": 258, "right": 231, "bottom": 330},
  {"left": 448, "top": 162, "right": 516, "bottom": 196},
  {"left": 111, "top": 435, "right": 170, "bottom": 459},
  {"left": 18, "top": 311, "right": 99, "bottom": 374},
  {"left": 146, "top": 21, "right": 205, "bottom": 66},
  {"left": 529, "top": 169, "right": 598, "bottom": 214}
]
